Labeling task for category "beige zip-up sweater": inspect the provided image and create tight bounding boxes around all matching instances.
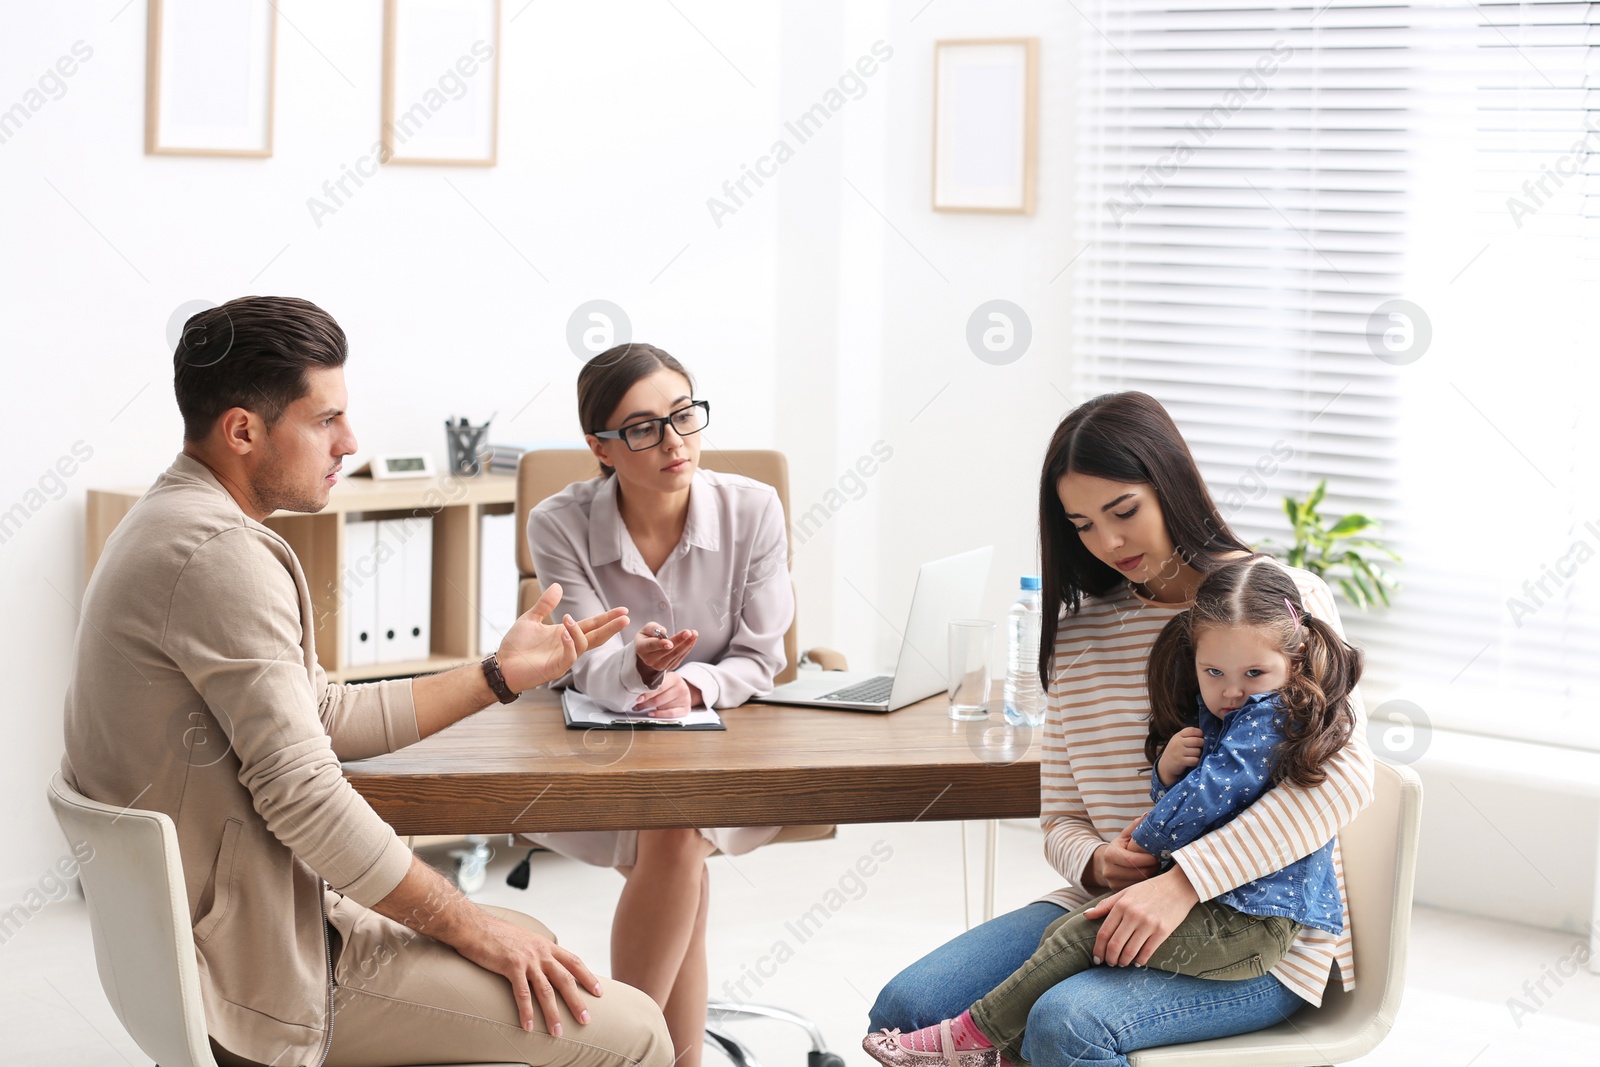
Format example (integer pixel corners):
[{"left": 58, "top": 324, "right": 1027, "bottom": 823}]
[{"left": 62, "top": 454, "right": 418, "bottom": 1066}]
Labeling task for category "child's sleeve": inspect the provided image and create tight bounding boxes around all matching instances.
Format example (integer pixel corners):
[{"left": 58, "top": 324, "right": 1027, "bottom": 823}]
[{"left": 1132, "top": 702, "right": 1281, "bottom": 857}]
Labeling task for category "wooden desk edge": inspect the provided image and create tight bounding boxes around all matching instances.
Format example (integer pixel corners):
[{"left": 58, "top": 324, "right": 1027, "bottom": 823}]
[
  {"left": 344, "top": 688, "right": 1043, "bottom": 836},
  {"left": 349, "top": 763, "right": 1042, "bottom": 836}
]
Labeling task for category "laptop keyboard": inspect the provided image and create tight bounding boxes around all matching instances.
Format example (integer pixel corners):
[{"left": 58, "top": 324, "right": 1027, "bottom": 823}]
[{"left": 816, "top": 675, "right": 894, "bottom": 705}]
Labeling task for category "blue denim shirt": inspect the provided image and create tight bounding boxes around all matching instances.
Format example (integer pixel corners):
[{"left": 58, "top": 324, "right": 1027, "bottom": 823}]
[{"left": 1131, "top": 691, "right": 1344, "bottom": 934}]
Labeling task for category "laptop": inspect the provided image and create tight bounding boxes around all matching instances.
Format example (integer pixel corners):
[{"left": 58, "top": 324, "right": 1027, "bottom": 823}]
[{"left": 752, "top": 546, "right": 994, "bottom": 713}]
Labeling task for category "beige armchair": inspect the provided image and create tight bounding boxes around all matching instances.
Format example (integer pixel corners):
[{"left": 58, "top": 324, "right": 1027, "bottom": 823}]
[{"left": 1128, "top": 759, "right": 1424, "bottom": 1066}]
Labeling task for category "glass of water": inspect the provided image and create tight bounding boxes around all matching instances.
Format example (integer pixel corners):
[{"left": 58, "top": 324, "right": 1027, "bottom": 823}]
[{"left": 948, "top": 620, "right": 994, "bottom": 721}]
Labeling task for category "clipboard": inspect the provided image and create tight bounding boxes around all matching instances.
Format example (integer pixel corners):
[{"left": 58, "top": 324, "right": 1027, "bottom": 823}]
[{"left": 560, "top": 688, "right": 726, "bottom": 731}]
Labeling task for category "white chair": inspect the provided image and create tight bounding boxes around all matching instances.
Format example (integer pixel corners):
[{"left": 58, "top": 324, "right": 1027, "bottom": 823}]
[
  {"left": 47, "top": 773, "right": 516, "bottom": 1067},
  {"left": 1128, "top": 759, "right": 1424, "bottom": 1066}
]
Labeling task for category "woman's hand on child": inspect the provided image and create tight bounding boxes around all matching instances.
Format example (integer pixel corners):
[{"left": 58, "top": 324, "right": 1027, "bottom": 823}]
[
  {"left": 1157, "top": 726, "right": 1204, "bottom": 786},
  {"left": 1090, "top": 815, "right": 1161, "bottom": 891},
  {"left": 1082, "top": 863, "right": 1201, "bottom": 968},
  {"left": 631, "top": 671, "right": 703, "bottom": 717}
]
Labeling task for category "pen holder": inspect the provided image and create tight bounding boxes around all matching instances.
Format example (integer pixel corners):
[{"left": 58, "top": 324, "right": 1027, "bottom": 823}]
[{"left": 444, "top": 418, "right": 492, "bottom": 477}]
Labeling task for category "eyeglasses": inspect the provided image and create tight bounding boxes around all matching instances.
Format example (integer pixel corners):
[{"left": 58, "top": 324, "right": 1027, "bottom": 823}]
[{"left": 592, "top": 400, "right": 711, "bottom": 452}]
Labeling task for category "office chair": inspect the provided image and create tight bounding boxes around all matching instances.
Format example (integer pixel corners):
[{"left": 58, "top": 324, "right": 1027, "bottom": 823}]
[
  {"left": 46, "top": 773, "right": 516, "bottom": 1067},
  {"left": 1127, "top": 759, "right": 1424, "bottom": 1066},
  {"left": 515, "top": 448, "right": 846, "bottom": 1067}
]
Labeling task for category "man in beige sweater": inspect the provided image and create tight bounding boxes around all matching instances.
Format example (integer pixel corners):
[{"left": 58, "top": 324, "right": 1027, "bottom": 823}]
[{"left": 62, "top": 296, "right": 672, "bottom": 1067}]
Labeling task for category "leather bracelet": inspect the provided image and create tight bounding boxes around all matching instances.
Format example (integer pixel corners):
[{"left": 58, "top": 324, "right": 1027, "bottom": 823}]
[{"left": 481, "top": 653, "right": 518, "bottom": 704}]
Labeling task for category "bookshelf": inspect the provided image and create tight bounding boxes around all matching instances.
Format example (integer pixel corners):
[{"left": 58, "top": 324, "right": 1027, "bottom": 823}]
[{"left": 85, "top": 473, "right": 518, "bottom": 683}]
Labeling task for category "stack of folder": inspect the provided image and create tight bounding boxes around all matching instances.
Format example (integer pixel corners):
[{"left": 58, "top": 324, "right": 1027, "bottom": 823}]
[{"left": 343, "top": 516, "right": 433, "bottom": 667}]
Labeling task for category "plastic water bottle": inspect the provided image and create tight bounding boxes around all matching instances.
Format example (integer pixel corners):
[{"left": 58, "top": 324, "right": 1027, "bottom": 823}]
[{"left": 1004, "top": 576, "right": 1045, "bottom": 726}]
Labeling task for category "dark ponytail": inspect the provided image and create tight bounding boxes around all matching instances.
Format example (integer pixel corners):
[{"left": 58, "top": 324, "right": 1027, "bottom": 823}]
[{"left": 1275, "top": 614, "right": 1361, "bottom": 787}]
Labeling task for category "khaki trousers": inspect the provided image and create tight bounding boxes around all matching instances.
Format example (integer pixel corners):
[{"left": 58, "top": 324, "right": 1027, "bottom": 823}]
[{"left": 212, "top": 898, "right": 671, "bottom": 1067}]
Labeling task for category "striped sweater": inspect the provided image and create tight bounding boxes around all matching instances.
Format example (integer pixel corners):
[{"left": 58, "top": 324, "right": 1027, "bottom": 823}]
[{"left": 1037, "top": 564, "right": 1374, "bottom": 1006}]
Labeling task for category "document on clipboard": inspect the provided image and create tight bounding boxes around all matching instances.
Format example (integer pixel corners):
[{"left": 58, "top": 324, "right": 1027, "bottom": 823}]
[{"left": 560, "top": 688, "right": 726, "bottom": 730}]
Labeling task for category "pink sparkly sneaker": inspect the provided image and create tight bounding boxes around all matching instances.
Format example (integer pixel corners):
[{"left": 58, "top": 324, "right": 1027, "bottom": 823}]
[{"left": 863, "top": 1020, "right": 1000, "bottom": 1067}]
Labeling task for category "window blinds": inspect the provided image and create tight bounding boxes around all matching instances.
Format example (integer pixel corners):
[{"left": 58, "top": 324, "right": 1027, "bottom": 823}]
[{"left": 1073, "top": 1, "right": 1600, "bottom": 748}]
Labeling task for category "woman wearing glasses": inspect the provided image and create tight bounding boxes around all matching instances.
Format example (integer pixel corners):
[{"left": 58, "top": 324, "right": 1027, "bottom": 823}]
[{"left": 521, "top": 342, "right": 793, "bottom": 1067}]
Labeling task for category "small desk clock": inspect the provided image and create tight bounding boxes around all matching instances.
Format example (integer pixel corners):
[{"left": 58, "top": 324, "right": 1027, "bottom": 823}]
[{"left": 351, "top": 454, "right": 435, "bottom": 480}]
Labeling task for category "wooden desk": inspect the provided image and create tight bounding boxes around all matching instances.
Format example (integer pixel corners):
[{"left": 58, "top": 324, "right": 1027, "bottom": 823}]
[{"left": 344, "top": 688, "right": 1041, "bottom": 836}]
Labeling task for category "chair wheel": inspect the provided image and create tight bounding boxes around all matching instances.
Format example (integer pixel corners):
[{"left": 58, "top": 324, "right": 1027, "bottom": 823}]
[
  {"left": 449, "top": 840, "right": 492, "bottom": 894},
  {"left": 809, "top": 1053, "right": 846, "bottom": 1067},
  {"left": 455, "top": 852, "right": 487, "bottom": 894}
]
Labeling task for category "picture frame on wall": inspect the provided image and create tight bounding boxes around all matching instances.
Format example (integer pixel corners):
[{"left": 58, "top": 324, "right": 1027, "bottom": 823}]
[
  {"left": 381, "top": 0, "right": 502, "bottom": 166},
  {"left": 145, "top": 0, "right": 276, "bottom": 157},
  {"left": 932, "top": 38, "right": 1039, "bottom": 214}
]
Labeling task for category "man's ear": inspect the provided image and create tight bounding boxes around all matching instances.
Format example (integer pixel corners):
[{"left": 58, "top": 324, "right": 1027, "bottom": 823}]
[{"left": 218, "top": 407, "right": 262, "bottom": 457}]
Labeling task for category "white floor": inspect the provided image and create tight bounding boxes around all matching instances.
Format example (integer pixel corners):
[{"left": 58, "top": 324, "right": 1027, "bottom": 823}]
[{"left": 4, "top": 819, "right": 1598, "bottom": 1066}]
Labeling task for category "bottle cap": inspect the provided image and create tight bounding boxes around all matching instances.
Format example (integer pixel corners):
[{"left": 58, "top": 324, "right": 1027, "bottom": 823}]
[{"left": 1020, "top": 576, "right": 1041, "bottom": 591}]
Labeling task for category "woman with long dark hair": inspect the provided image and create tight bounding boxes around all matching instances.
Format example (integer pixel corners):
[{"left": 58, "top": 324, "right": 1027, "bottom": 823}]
[
  {"left": 522, "top": 343, "right": 793, "bottom": 1067},
  {"left": 868, "top": 392, "right": 1375, "bottom": 1065}
]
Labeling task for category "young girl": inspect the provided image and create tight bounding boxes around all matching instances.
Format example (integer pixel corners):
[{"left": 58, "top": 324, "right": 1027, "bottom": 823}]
[{"left": 864, "top": 554, "right": 1363, "bottom": 1067}]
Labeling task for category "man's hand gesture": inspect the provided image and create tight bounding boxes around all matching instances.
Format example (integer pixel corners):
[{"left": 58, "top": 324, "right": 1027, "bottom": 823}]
[{"left": 495, "top": 584, "right": 629, "bottom": 695}]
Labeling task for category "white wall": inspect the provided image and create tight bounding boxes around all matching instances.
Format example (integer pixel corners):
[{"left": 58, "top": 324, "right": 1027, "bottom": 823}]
[
  {"left": 771, "top": 2, "right": 1082, "bottom": 672},
  {"left": 0, "top": 0, "right": 1083, "bottom": 899},
  {"left": 0, "top": 0, "right": 792, "bottom": 899}
]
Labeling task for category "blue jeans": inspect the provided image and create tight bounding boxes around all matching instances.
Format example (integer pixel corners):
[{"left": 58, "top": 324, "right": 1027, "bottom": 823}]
[{"left": 869, "top": 902, "right": 1308, "bottom": 1067}]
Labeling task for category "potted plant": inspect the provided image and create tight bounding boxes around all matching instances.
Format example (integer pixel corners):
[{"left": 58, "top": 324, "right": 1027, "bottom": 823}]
[{"left": 1257, "top": 479, "right": 1400, "bottom": 610}]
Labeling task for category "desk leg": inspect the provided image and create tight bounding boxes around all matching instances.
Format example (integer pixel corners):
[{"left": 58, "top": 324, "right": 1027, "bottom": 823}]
[
  {"left": 961, "top": 822, "right": 973, "bottom": 930},
  {"left": 960, "top": 821, "right": 1001, "bottom": 930},
  {"left": 1591, "top": 818, "right": 1599, "bottom": 975},
  {"left": 983, "top": 819, "right": 997, "bottom": 924}
]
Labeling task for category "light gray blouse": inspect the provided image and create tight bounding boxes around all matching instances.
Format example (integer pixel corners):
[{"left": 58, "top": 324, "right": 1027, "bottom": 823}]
[{"left": 525, "top": 466, "right": 794, "bottom": 709}]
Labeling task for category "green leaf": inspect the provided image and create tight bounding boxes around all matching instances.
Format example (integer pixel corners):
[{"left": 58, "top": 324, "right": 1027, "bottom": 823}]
[
  {"left": 1326, "top": 514, "right": 1376, "bottom": 538},
  {"left": 1337, "top": 576, "right": 1368, "bottom": 610},
  {"left": 1283, "top": 497, "right": 1301, "bottom": 528},
  {"left": 1346, "top": 553, "right": 1376, "bottom": 589},
  {"left": 1370, "top": 561, "right": 1401, "bottom": 593},
  {"left": 1348, "top": 555, "right": 1395, "bottom": 608},
  {"left": 1345, "top": 548, "right": 1397, "bottom": 585},
  {"left": 1307, "top": 480, "right": 1327, "bottom": 511},
  {"left": 1346, "top": 539, "right": 1402, "bottom": 565}
]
